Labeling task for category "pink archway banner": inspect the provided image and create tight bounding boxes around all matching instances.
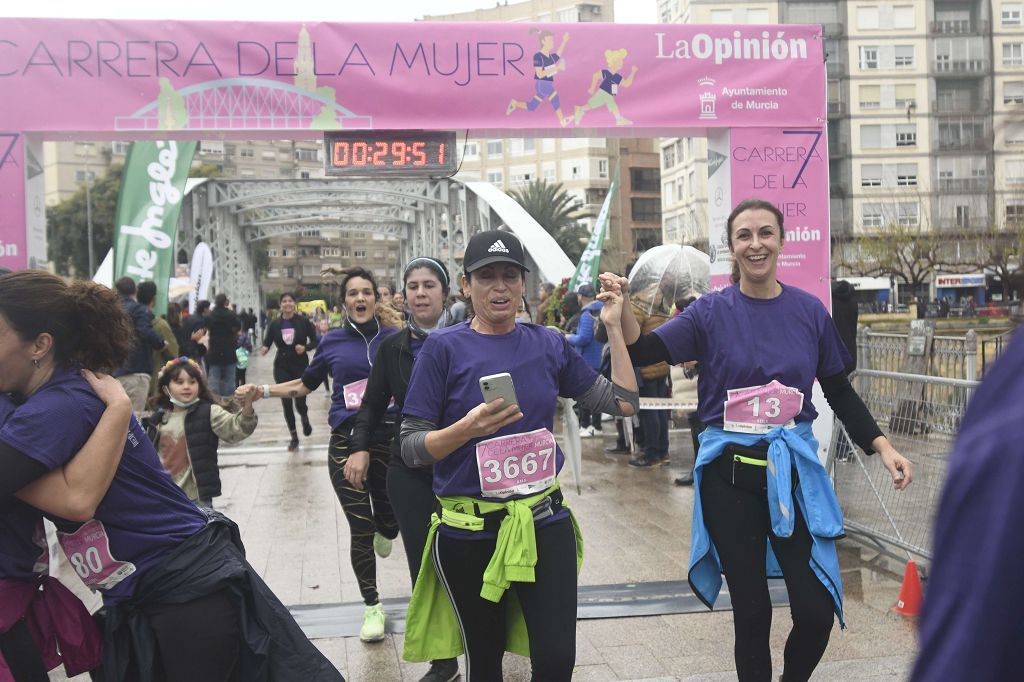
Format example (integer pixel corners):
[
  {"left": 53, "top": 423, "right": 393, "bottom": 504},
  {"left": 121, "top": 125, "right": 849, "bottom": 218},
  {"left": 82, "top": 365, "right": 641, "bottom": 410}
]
[{"left": 0, "top": 19, "right": 825, "bottom": 137}]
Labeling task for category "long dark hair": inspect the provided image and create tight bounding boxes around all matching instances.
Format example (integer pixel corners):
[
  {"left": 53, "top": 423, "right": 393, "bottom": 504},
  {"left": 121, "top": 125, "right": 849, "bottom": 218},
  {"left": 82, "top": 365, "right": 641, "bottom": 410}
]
[
  {"left": 726, "top": 198, "right": 786, "bottom": 284},
  {"left": 0, "top": 270, "right": 134, "bottom": 371},
  {"left": 152, "top": 357, "right": 234, "bottom": 411}
]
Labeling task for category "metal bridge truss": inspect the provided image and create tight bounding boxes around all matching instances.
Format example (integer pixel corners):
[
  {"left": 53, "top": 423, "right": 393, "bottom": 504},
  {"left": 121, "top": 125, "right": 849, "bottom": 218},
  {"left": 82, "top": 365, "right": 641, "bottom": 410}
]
[{"left": 178, "top": 177, "right": 570, "bottom": 314}]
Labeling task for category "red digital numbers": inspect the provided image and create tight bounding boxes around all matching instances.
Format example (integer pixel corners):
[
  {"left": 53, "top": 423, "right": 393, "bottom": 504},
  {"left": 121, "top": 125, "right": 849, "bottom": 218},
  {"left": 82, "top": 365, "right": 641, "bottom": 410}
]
[{"left": 327, "top": 132, "right": 455, "bottom": 175}]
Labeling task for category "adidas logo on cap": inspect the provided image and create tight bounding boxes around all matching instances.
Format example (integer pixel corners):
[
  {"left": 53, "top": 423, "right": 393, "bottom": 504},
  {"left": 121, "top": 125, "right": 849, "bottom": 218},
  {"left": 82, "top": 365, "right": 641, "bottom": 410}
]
[{"left": 487, "top": 239, "right": 510, "bottom": 254}]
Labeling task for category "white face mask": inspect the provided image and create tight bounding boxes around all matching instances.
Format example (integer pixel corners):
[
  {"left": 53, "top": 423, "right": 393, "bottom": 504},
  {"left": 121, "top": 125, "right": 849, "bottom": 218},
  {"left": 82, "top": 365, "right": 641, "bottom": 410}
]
[{"left": 167, "top": 394, "right": 200, "bottom": 408}]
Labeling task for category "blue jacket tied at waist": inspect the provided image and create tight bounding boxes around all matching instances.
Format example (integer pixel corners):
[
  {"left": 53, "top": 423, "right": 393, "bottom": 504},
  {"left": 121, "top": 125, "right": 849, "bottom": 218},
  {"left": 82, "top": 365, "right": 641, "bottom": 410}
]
[{"left": 688, "top": 422, "right": 846, "bottom": 628}]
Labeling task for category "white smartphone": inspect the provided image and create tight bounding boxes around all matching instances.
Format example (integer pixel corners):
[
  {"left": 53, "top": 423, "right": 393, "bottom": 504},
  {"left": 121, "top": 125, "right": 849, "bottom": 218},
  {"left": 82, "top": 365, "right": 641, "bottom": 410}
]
[{"left": 479, "top": 372, "right": 519, "bottom": 410}]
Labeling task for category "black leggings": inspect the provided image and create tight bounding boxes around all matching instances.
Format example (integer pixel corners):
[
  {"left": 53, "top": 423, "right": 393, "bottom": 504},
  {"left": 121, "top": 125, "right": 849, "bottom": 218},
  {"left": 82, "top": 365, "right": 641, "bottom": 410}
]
[
  {"left": 117, "top": 590, "right": 240, "bottom": 681},
  {"left": 700, "top": 454, "right": 835, "bottom": 682},
  {"left": 433, "top": 514, "right": 578, "bottom": 682},
  {"left": 386, "top": 461, "right": 436, "bottom": 585},
  {"left": 327, "top": 432, "right": 399, "bottom": 605},
  {"left": 0, "top": 618, "right": 49, "bottom": 681},
  {"left": 273, "top": 365, "right": 308, "bottom": 434}
]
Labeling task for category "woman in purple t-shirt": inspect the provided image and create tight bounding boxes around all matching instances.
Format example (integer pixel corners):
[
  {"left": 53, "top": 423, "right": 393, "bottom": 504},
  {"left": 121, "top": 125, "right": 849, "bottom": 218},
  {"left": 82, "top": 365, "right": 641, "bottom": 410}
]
[
  {"left": 242, "top": 267, "right": 405, "bottom": 645},
  {"left": 399, "top": 230, "right": 639, "bottom": 680},
  {"left": 0, "top": 271, "right": 341, "bottom": 681},
  {"left": 615, "top": 198, "right": 913, "bottom": 682}
]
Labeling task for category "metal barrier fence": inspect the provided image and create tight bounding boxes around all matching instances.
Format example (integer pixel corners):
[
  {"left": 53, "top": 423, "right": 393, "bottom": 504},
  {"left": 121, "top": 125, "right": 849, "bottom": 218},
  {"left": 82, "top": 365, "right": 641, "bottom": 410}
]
[
  {"left": 829, "top": 369, "right": 979, "bottom": 567},
  {"left": 857, "top": 327, "right": 977, "bottom": 380},
  {"left": 980, "top": 327, "right": 1017, "bottom": 375}
]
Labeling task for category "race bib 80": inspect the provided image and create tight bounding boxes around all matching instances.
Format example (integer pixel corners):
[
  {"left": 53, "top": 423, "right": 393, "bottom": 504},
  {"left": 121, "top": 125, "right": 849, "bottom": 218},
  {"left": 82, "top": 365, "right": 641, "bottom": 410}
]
[
  {"left": 57, "top": 519, "right": 136, "bottom": 590},
  {"left": 475, "top": 428, "right": 557, "bottom": 499},
  {"left": 723, "top": 380, "right": 803, "bottom": 434}
]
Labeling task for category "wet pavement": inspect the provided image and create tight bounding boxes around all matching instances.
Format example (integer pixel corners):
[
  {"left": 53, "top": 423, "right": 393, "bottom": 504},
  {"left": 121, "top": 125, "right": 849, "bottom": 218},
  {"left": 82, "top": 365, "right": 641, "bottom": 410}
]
[{"left": 54, "top": 351, "right": 920, "bottom": 681}]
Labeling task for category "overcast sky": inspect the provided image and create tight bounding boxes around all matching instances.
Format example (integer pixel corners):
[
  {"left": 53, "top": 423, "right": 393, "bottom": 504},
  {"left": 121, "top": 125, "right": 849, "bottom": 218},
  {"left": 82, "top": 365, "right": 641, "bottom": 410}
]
[{"left": 8, "top": 0, "right": 657, "bottom": 23}]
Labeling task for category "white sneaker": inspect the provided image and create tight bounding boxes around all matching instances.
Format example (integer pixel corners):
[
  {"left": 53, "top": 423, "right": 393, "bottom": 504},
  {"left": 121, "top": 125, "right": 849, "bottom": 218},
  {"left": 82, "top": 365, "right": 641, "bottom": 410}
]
[
  {"left": 373, "top": 532, "right": 393, "bottom": 559},
  {"left": 360, "top": 603, "right": 386, "bottom": 642},
  {"left": 579, "top": 426, "right": 595, "bottom": 438}
]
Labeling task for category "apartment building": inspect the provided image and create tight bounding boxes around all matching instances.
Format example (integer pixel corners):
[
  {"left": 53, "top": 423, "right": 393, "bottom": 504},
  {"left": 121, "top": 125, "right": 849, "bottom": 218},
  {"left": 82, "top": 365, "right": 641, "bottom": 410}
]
[
  {"left": 425, "top": 0, "right": 663, "bottom": 273},
  {"left": 660, "top": 0, "right": 1023, "bottom": 297}
]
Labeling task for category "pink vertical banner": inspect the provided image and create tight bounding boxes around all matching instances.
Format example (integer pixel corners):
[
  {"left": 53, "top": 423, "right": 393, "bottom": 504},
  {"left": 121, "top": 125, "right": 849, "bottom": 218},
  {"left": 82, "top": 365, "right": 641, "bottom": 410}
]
[
  {"left": 0, "top": 132, "right": 27, "bottom": 270},
  {"left": 728, "top": 127, "right": 831, "bottom": 308}
]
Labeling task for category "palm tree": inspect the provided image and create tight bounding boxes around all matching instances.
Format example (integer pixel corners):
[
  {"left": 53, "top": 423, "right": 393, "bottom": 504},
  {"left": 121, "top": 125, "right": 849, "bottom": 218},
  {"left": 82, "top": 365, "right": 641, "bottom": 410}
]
[{"left": 509, "top": 180, "right": 589, "bottom": 262}]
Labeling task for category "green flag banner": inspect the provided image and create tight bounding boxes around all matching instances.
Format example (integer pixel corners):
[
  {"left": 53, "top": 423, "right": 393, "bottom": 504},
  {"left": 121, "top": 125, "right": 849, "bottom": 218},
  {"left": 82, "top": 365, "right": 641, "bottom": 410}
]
[
  {"left": 568, "top": 170, "right": 618, "bottom": 294},
  {"left": 112, "top": 141, "right": 196, "bottom": 315}
]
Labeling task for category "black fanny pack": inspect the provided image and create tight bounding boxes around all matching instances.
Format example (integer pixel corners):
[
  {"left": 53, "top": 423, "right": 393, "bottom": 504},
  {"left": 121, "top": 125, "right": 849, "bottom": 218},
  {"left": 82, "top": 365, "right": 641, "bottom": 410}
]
[{"left": 715, "top": 441, "right": 769, "bottom": 494}]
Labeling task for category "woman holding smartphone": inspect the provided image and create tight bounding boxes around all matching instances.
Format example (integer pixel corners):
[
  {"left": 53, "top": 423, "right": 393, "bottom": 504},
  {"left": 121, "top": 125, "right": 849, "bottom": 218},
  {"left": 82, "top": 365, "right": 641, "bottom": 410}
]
[{"left": 399, "top": 231, "right": 638, "bottom": 681}]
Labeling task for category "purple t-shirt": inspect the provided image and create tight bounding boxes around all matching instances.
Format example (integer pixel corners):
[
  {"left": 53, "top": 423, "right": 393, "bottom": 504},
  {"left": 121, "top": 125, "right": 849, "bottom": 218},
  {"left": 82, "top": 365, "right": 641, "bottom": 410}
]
[
  {"left": 911, "top": 331, "right": 1024, "bottom": 682},
  {"left": 653, "top": 284, "right": 851, "bottom": 425},
  {"left": 0, "top": 499, "right": 46, "bottom": 580},
  {"left": 304, "top": 323, "right": 398, "bottom": 431},
  {"left": 0, "top": 368, "right": 207, "bottom": 605},
  {"left": 0, "top": 394, "right": 47, "bottom": 581},
  {"left": 403, "top": 322, "right": 597, "bottom": 498},
  {"left": 599, "top": 69, "right": 623, "bottom": 94},
  {"left": 533, "top": 52, "right": 560, "bottom": 81}
]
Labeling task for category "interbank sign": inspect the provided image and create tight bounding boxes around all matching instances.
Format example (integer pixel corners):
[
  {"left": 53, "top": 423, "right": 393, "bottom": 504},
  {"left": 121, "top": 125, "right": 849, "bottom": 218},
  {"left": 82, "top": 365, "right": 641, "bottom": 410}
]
[{"left": 936, "top": 274, "right": 986, "bottom": 288}]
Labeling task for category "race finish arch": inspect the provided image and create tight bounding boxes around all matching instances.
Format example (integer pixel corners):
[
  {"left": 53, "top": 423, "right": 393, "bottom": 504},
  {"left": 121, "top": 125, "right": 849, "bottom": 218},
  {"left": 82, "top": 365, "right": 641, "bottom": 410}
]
[{"left": 0, "top": 18, "right": 830, "bottom": 305}]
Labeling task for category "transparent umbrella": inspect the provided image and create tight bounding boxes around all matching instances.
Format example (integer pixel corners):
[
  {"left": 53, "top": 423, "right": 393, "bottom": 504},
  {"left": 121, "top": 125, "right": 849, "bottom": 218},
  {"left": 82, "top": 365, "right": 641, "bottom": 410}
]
[{"left": 626, "top": 245, "right": 711, "bottom": 317}]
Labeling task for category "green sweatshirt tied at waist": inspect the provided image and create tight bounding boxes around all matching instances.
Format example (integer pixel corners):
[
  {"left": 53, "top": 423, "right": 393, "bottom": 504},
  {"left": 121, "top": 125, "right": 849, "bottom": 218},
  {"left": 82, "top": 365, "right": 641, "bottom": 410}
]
[{"left": 403, "top": 483, "right": 583, "bottom": 663}]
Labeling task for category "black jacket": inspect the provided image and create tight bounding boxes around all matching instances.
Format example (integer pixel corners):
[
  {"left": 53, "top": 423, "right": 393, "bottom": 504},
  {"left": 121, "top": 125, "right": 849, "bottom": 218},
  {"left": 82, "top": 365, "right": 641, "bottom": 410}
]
[
  {"left": 145, "top": 403, "right": 223, "bottom": 500},
  {"left": 114, "top": 296, "right": 166, "bottom": 376},
  {"left": 99, "top": 512, "right": 343, "bottom": 682},
  {"left": 831, "top": 280, "right": 859, "bottom": 373},
  {"left": 262, "top": 315, "right": 319, "bottom": 376},
  {"left": 350, "top": 328, "right": 414, "bottom": 468},
  {"left": 206, "top": 307, "right": 241, "bottom": 365}
]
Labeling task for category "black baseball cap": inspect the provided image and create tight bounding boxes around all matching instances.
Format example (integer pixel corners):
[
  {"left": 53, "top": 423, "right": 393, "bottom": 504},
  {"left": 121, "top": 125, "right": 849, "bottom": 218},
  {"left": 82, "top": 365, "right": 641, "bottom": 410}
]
[{"left": 462, "top": 230, "right": 530, "bottom": 273}]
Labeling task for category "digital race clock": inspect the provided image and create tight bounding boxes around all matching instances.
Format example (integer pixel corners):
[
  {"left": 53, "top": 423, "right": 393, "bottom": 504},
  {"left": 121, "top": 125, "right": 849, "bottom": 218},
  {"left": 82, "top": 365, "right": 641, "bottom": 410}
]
[{"left": 323, "top": 130, "right": 458, "bottom": 177}]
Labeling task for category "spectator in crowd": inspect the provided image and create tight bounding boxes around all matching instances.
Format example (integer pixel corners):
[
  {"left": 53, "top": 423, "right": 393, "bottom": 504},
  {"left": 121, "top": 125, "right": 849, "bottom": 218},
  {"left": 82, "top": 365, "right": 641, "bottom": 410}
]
[
  {"left": 205, "top": 294, "right": 241, "bottom": 397},
  {"left": 449, "top": 294, "right": 467, "bottom": 323},
  {"left": 566, "top": 284, "right": 604, "bottom": 437},
  {"left": 831, "top": 280, "right": 858, "bottom": 374},
  {"left": 112, "top": 277, "right": 168, "bottom": 413},
  {"left": 137, "top": 281, "right": 179, "bottom": 398},
  {"left": 180, "top": 299, "right": 209, "bottom": 358}
]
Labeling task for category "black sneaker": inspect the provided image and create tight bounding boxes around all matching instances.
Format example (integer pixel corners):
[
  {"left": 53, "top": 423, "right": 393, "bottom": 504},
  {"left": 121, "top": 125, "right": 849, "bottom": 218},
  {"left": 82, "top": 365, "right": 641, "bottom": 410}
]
[
  {"left": 420, "top": 658, "right": 459, "bottom": 682},
  {"left": 674, "top": 473, "right": 694, "bottom": 486},
  {"left": 288, "top": 432, "right": 299, "bottom": 452},
  {"left": 605, "top": 446, "right": 631, "bottom": 455},
  {"left": 301, "top": 416, "right": 313, "bottom": 437},
  {"left": 628, "top": 456, "right": 654, "bottom": 468}
]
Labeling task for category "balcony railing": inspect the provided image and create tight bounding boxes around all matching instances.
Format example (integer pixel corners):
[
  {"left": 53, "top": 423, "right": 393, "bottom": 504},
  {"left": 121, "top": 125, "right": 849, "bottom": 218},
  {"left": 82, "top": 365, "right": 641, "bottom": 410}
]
[
  {"left": 935, "top": 138, "right": 990, "bottom": 151},
  {"left": 936, "top": 177, "right": 992, "bottom": 192},
  {"left": 932, "top": 100, "right": 990, "bottom": 115},
  {"left": 931, "top": 19, "right": 989, "bottom": 35},
  {"left": 822, "top": 22, "right": 845, "bottom": 37},
  {"left": 933, "top": 59, "right": 989, "bottom": 74},
  {"left": 826, "top": 62, "right": 845, "bottom": 78},
  {"left": 828, "top": 100, "right": 847, "bottom": 116}
]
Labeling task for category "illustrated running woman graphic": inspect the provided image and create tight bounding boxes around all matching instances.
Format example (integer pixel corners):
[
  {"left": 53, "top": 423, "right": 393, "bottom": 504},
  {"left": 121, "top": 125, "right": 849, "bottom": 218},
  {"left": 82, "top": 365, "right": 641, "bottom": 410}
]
[
  {"left": 506, "top": 30, "right": 572, "bottom": 127},
  {"left": 575, "top": 49, "right": 638, "bottom": 126}
]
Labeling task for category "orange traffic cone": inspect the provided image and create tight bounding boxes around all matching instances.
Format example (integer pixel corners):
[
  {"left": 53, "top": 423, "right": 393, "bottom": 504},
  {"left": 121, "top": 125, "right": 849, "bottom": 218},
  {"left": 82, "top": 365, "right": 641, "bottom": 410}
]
[{"left": 891, "top": 559, "right": 923, "bottom": 617}]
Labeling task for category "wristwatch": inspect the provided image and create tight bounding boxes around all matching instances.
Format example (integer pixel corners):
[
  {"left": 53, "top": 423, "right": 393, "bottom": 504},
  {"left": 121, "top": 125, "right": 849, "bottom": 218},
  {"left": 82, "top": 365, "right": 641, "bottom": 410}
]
[{"left": 262, "top": 384, "right": 271, "bottom": 399}]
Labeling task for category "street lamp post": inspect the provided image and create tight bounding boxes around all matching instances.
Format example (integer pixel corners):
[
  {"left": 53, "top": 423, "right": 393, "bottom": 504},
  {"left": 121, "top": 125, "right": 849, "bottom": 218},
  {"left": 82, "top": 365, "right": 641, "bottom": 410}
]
[{"left": 82, "top": 143, "right": 95, "bottom": 277}]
